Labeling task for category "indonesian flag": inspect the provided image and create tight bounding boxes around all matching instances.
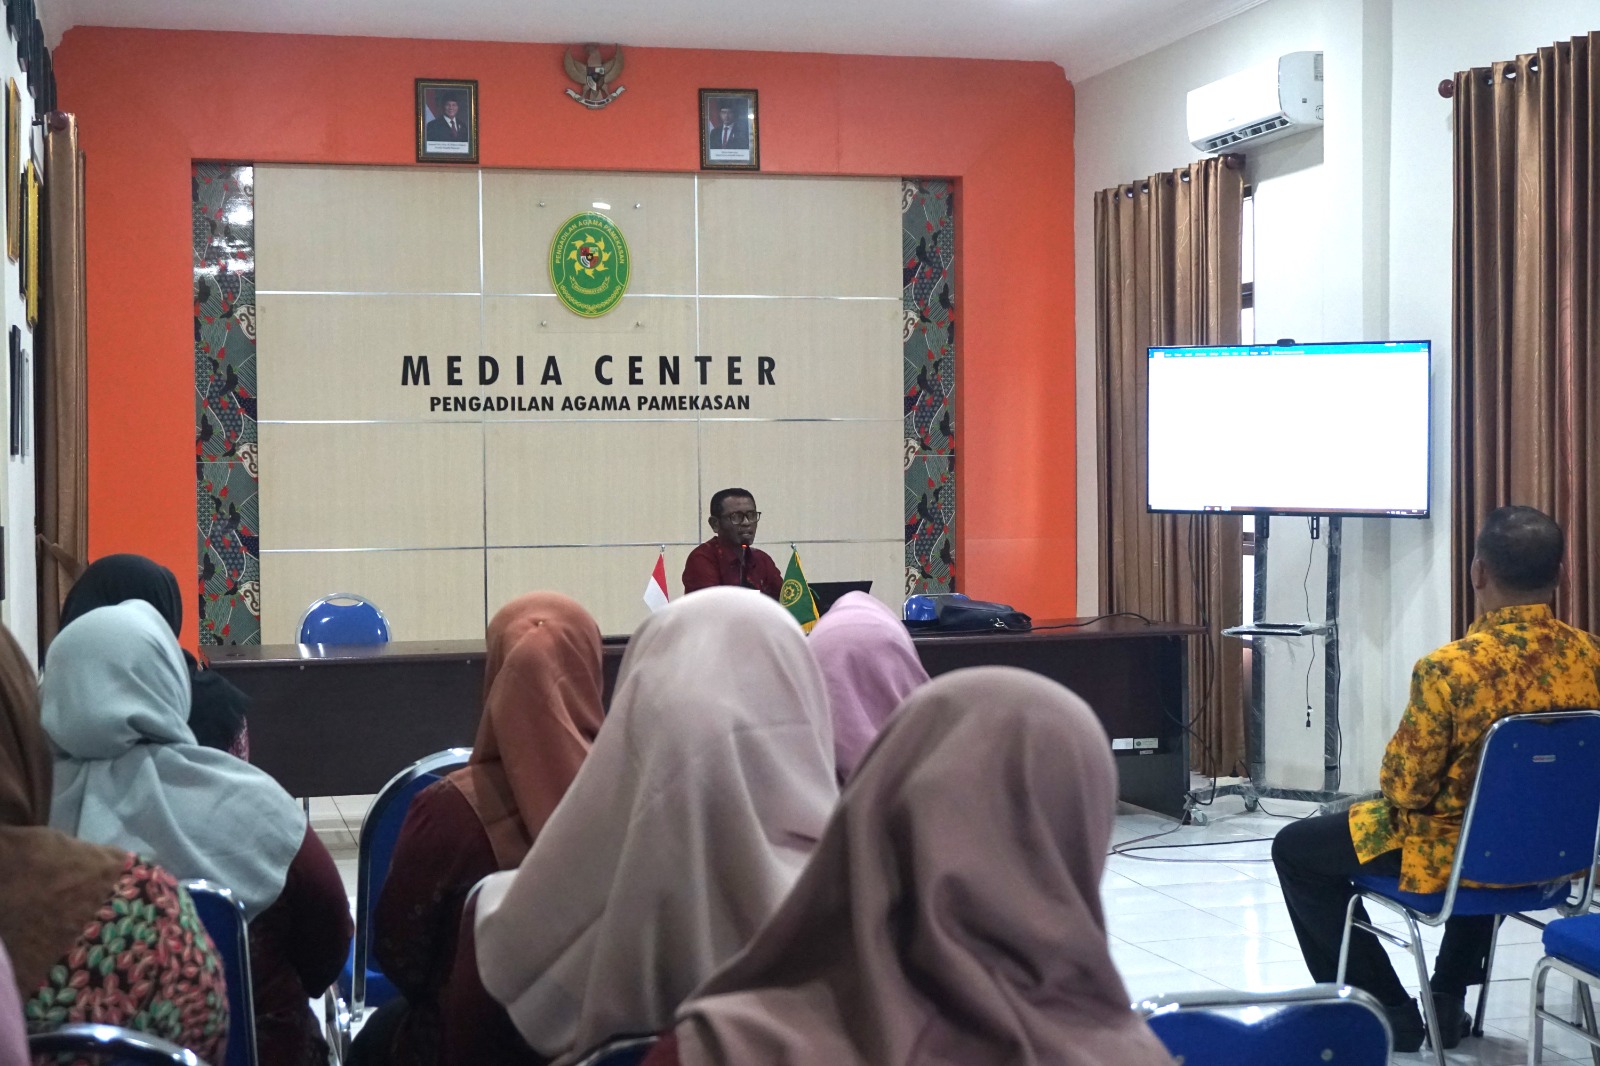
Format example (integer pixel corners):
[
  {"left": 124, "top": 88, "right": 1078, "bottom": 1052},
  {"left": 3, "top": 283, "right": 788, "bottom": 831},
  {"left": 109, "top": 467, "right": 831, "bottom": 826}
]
[{"left": 643, "top": 552, "right": 671, "bottom": 612}]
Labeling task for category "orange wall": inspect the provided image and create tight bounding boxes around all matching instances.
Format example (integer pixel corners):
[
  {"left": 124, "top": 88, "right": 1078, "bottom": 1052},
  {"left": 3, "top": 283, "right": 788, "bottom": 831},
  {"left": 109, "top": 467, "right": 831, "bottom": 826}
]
[{"left": 53, "top": 28, "right": 1077, "bottom": 644}]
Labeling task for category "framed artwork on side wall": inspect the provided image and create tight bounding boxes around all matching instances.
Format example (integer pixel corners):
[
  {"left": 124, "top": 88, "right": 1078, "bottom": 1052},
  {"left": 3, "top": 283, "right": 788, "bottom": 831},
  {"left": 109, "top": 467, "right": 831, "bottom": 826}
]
[
  {"left": 700, "top": 88, "right": 759, "bottom": 171},
  {"left": 415, "top": 78, "right": 478, "bottom": 164},
  {"left": 4, "top": 78, "right": 15, "bottom": 262},
  {"left": 23, "top": 156, "right": 36, "bottom": 326}
]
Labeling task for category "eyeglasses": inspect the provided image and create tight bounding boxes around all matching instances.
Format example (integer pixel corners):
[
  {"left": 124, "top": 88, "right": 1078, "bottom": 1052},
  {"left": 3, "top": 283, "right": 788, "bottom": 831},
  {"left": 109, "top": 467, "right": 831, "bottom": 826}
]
[{"left": 719, "top": 510, "right": 761, "bottom": 525}]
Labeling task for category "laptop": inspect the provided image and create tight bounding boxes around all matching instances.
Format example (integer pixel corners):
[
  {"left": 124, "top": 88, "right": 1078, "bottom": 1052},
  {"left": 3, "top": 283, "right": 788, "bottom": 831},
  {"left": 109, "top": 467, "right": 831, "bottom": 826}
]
[{"left": 809, "top": 580, "right": 873, "bottom": 616}]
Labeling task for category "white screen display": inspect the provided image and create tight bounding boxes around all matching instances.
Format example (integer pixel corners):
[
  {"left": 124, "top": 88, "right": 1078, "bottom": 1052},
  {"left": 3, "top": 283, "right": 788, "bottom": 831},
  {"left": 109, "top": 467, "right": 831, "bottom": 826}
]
[{"left": 1146, "top": 341, "right": 1431, "bottom": 516}]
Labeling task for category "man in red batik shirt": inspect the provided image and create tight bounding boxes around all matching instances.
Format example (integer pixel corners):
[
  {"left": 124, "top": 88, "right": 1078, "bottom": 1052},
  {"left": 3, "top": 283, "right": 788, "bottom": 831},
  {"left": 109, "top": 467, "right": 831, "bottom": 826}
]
[{"left": 682, "top": 488, "right": 782, "bottom": 600}]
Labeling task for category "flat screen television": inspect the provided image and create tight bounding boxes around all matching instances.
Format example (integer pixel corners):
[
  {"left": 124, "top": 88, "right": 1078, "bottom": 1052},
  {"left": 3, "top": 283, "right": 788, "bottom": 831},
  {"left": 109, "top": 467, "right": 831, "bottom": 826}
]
[{"left": 1145, "top": 340, "right": 1431, "bottom": 517}]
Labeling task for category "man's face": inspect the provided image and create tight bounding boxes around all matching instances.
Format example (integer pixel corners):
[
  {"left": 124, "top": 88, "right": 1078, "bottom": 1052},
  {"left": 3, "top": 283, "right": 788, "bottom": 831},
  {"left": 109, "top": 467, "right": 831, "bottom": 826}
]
[
  {"left": 718, "top": 106, "right": 734, "bottom": 128},
  {"left": 710, "top": 495, "right": 759, "bottom": 548},
  {"left": 443, "top": 100, "right": 460, "bottom": 118}
]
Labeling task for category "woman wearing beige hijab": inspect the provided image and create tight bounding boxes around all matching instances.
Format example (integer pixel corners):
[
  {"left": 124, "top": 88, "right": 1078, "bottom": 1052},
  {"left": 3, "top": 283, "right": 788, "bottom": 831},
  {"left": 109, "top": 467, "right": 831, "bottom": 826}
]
[
  {"left": 654, "top": 666, "right": 1173, "bottom": 1066},
  {"left": 474, "top": 587, "right": 837, "bottom": 1065}
]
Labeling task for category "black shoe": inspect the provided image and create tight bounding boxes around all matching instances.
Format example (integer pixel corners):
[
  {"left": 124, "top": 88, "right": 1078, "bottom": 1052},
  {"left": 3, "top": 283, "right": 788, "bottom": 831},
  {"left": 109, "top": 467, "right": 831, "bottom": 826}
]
[
  {"left": 1429, "top": 993, "right": 1472, "bottom": 1050},
  {"left": 1385, "top": 998, "right": 1426, "bottom": 1053}
]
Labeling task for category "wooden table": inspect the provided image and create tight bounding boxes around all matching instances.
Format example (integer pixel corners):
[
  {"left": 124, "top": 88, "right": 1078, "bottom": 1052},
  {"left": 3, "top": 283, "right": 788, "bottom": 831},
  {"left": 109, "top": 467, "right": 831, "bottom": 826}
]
[{"left": 209, "top": 616, "right": 1200, "bottom": 816}]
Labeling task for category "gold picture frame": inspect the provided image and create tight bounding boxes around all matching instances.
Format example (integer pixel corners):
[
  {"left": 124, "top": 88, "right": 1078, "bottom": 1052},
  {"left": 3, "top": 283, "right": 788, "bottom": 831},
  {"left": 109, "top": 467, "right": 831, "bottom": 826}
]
[
  {"left": 415, "top": 78, "right": 478, "bottom": 164},
  {"left": 700, "top": 88, "right": 759, "bottom": 171},
  {"left": 24, "top": 157, "right": 38, "bottom": 327},
  {"left": 5, "top": 79, "right": 17, "bottom": 262}
]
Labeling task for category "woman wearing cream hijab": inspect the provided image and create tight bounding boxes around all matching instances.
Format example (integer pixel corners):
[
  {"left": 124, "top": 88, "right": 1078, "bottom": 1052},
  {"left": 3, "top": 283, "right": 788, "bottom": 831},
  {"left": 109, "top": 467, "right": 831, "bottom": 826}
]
[
  {"left": 474, "top": 587, "right": 837, "bottom": 1065},
  {"left": 659, "top": 667, "right": 1174, "bottom": 1066}
]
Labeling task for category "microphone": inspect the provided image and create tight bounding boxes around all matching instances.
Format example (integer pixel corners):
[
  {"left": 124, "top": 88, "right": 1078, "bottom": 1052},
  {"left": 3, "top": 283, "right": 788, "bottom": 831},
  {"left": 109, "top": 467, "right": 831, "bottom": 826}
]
[{"left": 739, "top": 544, "right": 750, "bottom": 588}]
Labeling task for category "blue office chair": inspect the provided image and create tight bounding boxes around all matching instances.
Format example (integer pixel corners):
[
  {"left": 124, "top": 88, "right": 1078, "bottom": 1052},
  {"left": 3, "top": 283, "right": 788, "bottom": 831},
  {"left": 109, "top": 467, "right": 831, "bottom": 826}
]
[
  {"left": 1529, "top": 912, "right": 1600, "bottom": 1064},
  {"left": 297, "top": 594, "right": 391, "bottom": 646},
  {"left": 182, "top": 880, "right": 258, "bottom": 1066},
  {"left": 1136, "top": 984, "right": 1391, "bottom": 1066},
  {"left": 570, "top": 1035, "right": 661, "bottom": 1066},
  {"left": 27, "top": 1023, "right": 210, "bottom": 1065},
  {"left": 330, "top": 747, "right": 473, "bottom": 1058},
  {"left": 1337, "top": 710, "right": 1600, "bottom": 1066}
]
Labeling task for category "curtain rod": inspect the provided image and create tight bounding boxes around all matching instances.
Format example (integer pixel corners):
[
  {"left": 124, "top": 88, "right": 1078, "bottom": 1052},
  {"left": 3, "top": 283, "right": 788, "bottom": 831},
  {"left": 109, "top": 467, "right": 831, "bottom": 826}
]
[{"left": 1440, "top": 55, "right": 1545, "bottom": 96}]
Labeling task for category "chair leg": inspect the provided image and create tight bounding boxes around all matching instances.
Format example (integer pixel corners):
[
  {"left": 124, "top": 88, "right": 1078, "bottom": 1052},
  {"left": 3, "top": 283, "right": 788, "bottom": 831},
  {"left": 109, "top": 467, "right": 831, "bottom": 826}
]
[
  {"left": 1473, "top": 914, "right": 1504, "bottom": 1038},
  {"left": 1532, "top": 958, "right": 1552, "bottom": 1066},
  {"left": 1577, "top": 981, "right": 1600, "bottom": 1066},
  {"left": 1401, "top": 910, "right": 1448, "bottom": 1066},
  {"left": 1336, "top": 893, "right": 1363, "bottom": 984}
]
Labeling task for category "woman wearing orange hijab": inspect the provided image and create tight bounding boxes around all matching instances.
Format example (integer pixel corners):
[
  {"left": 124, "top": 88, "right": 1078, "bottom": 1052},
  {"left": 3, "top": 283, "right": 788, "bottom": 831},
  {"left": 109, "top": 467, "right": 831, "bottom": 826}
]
[{"left": 351, "top": 592, "right": 606, "bottom": 1066}]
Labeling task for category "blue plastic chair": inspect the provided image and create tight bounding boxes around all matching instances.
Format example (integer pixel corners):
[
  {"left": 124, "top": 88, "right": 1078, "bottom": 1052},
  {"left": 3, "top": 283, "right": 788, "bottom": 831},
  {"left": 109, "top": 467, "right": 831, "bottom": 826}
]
[
  {"left": 1337, "top": 710, "right": 1600, "bottom": 1066},
  {"left": 570, "top": 1035, "right": 660, "bottom": 1066},
  {"left": 27, "top": 1023, "right": 209, "bottom": 1065},
  {"left": 331, "top": 747, "right": 472, "bottom": 1058},
  {"left": 182, "top": 880, "right": 258, "bottom": 1066},
  {"left": 1530, "top": 913, "right": 1600, "bottom": 1064},
  {"left": 1136, "top": 984, "right": 1391, "bottom": 1066},
  {"left": 297, "top": 594, "right": 391, "bottom": 646}
]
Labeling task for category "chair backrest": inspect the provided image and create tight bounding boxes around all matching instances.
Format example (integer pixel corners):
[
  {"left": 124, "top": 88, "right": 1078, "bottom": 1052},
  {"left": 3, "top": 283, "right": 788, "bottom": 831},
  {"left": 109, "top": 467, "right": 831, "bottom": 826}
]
[
  {"left": 1451, "top": 710, "right": 1600, "bottom": 900},
  {"left": 27, "top": 1023, "right": 208, "bottom": 1065},
  {"left": 1137, "top": 984, "right": 1390, "bottom": 1066},
  {"left": 297, "top": 594, "right": 390, "bottom": 646},
  {"left": 181, "top": 881, "right": 257, "bottom": 1066},
  {"left": 352, "top": 747, "right": 473, "bottom": 1005},
  {"left": 570, "top": 1035, "right": 660, "bottom": 1066}
]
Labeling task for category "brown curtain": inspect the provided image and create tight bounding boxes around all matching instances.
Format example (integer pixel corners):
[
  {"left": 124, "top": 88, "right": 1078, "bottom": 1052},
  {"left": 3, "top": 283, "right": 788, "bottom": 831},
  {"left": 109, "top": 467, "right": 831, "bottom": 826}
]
[
  {"left": 1095, "top": 157, "right": 1244, "bottom": 776},
  {"left": 36, "top": 113, "right": 89, "bottom": 646},
  {"left": 1452, "top": 33, "right": 1600, "bottom": 636}
]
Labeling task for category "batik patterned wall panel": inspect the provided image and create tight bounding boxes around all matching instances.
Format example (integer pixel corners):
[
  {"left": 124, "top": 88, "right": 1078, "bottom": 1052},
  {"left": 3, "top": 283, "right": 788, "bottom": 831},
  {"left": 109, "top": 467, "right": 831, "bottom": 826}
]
[
  {"left": 902, "top": 180, "right": 957, "bottom": 596},
  {"left": 193, "top": 163, "right": 261, "bottom": 645}
]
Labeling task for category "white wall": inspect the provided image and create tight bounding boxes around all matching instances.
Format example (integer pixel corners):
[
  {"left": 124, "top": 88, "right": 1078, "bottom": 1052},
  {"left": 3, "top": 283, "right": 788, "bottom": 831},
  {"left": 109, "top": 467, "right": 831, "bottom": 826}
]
[
  {"left": 0, "top": 31, "right": 43, "bottom": 667},
  {"left": 1074, "top": 0, "right": 1599, "bottom": 791}
]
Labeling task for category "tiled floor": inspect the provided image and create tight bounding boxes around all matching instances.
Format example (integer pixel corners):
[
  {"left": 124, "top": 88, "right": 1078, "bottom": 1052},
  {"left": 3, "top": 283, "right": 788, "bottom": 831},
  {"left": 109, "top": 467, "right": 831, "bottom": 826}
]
[
  {"left": 308, "top": 795, "right": 369, "bottom": 904},
  {"left": 1110, "top": 791, "right": 1599, "bottom": 1065},
  {"left": 311, "top": 789, "right": 1600, "bottom": 1065}
]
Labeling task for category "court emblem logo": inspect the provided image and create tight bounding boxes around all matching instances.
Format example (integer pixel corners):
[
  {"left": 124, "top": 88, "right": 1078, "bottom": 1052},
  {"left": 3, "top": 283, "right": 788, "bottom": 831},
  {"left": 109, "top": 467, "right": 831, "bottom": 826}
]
[
  {"left": 549, "top": 212, "right": 630, "bottom": 318},
  {"left": 780, "top": 579, "right": 804, "bottom": 608}
]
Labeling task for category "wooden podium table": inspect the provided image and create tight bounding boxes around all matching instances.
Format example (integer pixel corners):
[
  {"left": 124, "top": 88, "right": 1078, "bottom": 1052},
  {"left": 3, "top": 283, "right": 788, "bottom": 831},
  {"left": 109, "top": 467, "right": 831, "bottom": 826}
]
[{"left": 209, "top": 616, "right": 1200, "bottom": 817}]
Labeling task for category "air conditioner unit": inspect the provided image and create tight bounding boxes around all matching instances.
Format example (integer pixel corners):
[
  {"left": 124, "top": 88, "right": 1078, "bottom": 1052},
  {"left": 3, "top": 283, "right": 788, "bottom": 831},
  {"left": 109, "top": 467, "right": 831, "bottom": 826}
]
[{"left": 1187, "top": 51, "right": 1323, "bottom": 153}]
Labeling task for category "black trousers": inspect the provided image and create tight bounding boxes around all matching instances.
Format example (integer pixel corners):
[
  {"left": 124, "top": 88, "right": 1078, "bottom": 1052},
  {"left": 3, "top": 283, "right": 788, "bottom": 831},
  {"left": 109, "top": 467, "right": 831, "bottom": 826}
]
[{"left": 1271, "top": 811, "right": 1495, "bottom": 1007}]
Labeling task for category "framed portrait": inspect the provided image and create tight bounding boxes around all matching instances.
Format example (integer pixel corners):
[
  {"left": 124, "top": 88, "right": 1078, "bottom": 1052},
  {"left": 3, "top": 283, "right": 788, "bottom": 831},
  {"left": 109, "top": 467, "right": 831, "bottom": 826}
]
[
  {"left": 7, "top": 327, "right": 17, "bottom": 456},
  {"left": 14, "top": 0, "right": 28, "bottom": 69},
  {"left": 5, "top": 79, "right": 16, "bottom": 262},
  {"left": 23, "top": 156, "right": 36, "bottom": 327},
  {"left": 25, "top": 21, "right": 39, "bottom": 100},
  {"left": 700, "top": 89, "right": 759, "bottom": 171},
  {"left": 415, "top": 79, "right": 478, "bottom": 164}
]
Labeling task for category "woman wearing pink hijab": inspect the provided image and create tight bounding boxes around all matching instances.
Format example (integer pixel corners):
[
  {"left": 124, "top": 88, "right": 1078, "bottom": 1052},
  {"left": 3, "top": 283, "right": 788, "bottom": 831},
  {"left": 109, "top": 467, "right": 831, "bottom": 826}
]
[
  {"left": 807, "top": 592, "right": 929, "bottom": 781},
  {"left": 647, "top": 666, "right": 1174, "bottom": 1066}
]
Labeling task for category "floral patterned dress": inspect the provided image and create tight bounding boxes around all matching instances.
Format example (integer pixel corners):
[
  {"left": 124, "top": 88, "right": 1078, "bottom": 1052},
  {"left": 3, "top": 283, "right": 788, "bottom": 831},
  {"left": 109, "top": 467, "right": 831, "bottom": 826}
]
[{"left": 25, "top": 854, "right": 229, "bottom": 1064}]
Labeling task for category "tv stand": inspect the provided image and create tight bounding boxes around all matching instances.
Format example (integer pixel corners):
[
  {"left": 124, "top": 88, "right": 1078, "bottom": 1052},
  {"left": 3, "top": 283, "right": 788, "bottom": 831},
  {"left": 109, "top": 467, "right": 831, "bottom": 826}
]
[{"left": 1185, "top": 513, "right": 1352, "bottom": 823}]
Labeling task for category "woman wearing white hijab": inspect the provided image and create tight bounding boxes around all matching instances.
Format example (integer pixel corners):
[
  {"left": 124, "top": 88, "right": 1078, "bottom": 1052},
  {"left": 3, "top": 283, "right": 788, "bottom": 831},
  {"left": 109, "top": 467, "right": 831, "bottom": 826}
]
[
  {"left": 653, "top": 667, "right": 1174, "bottom": 1066},
  {"left": 43, "top": 601, "right": 353, "bottom": 1066},
  {"left": 474, "top": 587, "right": 837, "bottom": 1065}
]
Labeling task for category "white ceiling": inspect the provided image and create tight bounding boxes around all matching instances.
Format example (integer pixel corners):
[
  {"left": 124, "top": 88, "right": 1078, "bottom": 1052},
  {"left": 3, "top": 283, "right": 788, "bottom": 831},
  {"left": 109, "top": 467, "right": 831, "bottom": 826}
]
[{"left": 45, "top": 0, "right": 1269, "bottom": 82}]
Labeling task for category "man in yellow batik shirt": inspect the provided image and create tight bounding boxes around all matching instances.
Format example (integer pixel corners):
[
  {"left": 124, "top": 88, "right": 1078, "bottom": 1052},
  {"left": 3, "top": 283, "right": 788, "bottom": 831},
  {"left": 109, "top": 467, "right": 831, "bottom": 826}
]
[{"left": 1272, "top": 506, "right": 1600, "bottom": 1053}]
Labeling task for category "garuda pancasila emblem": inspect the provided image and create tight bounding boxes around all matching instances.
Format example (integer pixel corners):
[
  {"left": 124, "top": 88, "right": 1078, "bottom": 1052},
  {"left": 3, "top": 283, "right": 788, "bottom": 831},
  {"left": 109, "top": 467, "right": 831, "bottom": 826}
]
[{"left": 564, "top": 44, "right": 626, "bottom": 109}]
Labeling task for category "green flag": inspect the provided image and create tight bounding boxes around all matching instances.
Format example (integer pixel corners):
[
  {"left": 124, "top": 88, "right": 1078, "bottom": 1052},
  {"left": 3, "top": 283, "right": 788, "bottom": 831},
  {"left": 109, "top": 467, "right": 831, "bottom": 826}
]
[{"left": 780, "top": 548, "right": 819, "bottom": 633}]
